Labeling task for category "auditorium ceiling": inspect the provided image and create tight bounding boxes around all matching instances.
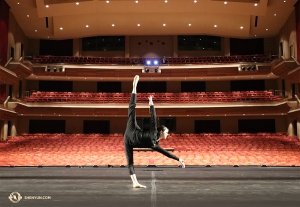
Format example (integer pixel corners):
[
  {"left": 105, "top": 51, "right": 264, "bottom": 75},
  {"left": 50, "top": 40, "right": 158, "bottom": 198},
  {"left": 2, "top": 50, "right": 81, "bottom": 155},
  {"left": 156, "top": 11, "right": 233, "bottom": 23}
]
[{"left": 5, "top": 0, "right": 298, "bottom": 40}]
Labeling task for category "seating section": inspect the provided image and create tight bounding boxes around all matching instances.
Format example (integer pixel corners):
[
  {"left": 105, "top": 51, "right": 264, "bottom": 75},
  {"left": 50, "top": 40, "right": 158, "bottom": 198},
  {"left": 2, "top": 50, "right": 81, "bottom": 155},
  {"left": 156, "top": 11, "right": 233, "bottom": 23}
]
[
  {"left": 0, "top": 133, "right": 299, "bottom": 166},
  {"left": 23, "top": 91, "right": 281, "bottom": 103},
  {"left": 31, "top": 54, "right": 272, "bottom": 65}
]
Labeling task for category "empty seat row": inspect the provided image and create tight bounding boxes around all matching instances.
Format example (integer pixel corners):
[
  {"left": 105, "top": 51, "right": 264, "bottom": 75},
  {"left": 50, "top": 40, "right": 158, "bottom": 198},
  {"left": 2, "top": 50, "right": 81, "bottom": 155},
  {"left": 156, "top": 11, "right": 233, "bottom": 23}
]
[
  {"left": 23, "top": 91, "right": 281, "bottom": 103},
  {"left": 31, "top": 54, "right": 272, "bottom": 65},
  {"left": 0, "top": 133, "right": 299, "bottom": 167}
]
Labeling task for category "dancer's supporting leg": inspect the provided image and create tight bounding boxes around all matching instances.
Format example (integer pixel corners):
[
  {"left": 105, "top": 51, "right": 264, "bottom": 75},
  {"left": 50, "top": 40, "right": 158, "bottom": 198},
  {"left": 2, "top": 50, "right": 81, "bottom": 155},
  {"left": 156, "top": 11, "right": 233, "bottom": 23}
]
[{"left": 126, "top": 75, "right": 146, "bottom": 188}]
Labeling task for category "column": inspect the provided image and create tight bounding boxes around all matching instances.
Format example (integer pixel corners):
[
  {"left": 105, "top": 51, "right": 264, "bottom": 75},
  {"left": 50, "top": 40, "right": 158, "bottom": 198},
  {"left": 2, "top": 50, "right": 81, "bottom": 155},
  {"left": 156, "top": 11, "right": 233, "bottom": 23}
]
[
  {"left": 73, "top": 38, "right": 81, "bottom": 56},
  {"left": 287, "top": 118, "right": 294, "bottom": 136},
  {"left": 223, "top": 37, "right": 230, "bottom": 56},
  {"left": 2, "top": 120, "right": 8, "bottom": 141},
  {"left": 125, "top": 36, "right": 130, "bottom": 57},
  {"left": 297, "top": 119, "right": 300, "bottom": 140},
  {"left": 173, "top": 35, "right": 178, "bottom": 57},
  {"left": 10, "top": 119, "right": 17, "bottom": 137}
]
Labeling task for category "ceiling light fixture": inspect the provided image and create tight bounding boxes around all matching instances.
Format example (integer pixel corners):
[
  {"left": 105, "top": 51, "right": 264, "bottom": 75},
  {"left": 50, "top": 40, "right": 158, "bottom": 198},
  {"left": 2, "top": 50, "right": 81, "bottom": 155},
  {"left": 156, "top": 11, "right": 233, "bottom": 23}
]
[
  {"left": 60, "top": 27, "right": 63, "bottom": 30},
  {"left": 163, "top": 24, "right": 166, "bottom": 26},
  {"left": 194, "top": 0, "right": 197, "bottom": 3},
  {"left": 224, "top": 1, "right": 227, "bottom": 4},
  {"left": 165, "top": 0, "right": 168, "bottom": 3},
  {"left": 86, "top": 25, "right": 89, "bottom": 28},
  {"left": 136, "top": 1, "right": 138, "bottom": 3},
  {"left": 240, "top": 26, "right": 243, "bottom": 29},
  {"left": 189, "top": 24, "right": 191, "bottom": 26},
  {"left": 46, "top": 5, "right": 49, "bottom": 8},
  {"left": 112, "top": 24, "right": 115, "bottom": 27},
  {"left": 137, "top": 24, "right": 140, "bottom": 26},
  {"left": 254, "top": 3, "right": 258, "bottom": 6},
  {"left": 214, "top": 25, "right": 217, "bottom": 27},
  {"left": 27, "top": 15, "right": 29, "bottom": 17},
  {"left": 76, "top": 2, "right": 79, "bottom": 5},
  {"left": 106, "top": 1, "right": 109, "bottom": 3}
]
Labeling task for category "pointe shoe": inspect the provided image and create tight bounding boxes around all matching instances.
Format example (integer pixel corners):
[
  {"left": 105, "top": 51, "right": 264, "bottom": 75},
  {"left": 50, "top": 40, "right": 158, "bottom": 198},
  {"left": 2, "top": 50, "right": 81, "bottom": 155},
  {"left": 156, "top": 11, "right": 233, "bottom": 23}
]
[{"left": 133, "top": 183, "right": 146, "bottom": 188}]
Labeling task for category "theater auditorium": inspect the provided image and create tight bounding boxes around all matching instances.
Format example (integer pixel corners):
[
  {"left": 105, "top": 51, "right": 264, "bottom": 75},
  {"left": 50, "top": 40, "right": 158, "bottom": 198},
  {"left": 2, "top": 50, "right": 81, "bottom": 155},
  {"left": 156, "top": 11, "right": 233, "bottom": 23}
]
[{"left": 0, "top": 0, "right": 300, "bottom": 206}]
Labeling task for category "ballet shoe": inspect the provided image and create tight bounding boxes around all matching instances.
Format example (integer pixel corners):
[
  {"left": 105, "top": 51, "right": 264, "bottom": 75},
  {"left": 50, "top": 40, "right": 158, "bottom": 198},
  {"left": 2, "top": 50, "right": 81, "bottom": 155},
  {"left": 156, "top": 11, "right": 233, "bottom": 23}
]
[{"left": 133, "top": 183, "right": 146, "bottom": 188}]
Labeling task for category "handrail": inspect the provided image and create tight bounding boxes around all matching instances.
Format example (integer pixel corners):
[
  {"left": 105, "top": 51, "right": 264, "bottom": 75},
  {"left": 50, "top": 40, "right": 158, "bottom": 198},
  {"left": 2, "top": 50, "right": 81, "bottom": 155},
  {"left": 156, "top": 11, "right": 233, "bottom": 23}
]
[
  {"left": 295, "top": 95, "right": 300, "bottom": 107},
  {"left": 3, "top": 96, "right": 10, "bottom": 108},
  {"left": 4, "top": 57, "right": 12, "bottom": 68}
]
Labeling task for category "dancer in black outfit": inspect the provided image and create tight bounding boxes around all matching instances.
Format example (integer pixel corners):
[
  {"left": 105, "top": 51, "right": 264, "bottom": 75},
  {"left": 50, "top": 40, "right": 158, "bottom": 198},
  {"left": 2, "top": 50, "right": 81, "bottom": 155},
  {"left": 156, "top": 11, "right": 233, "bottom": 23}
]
[{"left": 124, "top": 75, "right": 185, "bottom": 188}]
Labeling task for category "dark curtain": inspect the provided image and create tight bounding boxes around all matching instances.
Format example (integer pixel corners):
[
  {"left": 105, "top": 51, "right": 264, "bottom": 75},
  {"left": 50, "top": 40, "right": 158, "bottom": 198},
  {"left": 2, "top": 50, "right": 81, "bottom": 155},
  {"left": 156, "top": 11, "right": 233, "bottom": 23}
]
[
  {"left": 0, "top": 0, "right": 9, "bottom": 66},
  {"left": 39, "top": 39, "right": 73, "bottom": 56},
  {"left": 29, "top": 120, "right": 66, "bottom": 133},
  {"left": 230, "top": 38, "right": 264, "bottom": 55},
  {"left": 0, "top": 84, "right": 6, "bottom": 103}
]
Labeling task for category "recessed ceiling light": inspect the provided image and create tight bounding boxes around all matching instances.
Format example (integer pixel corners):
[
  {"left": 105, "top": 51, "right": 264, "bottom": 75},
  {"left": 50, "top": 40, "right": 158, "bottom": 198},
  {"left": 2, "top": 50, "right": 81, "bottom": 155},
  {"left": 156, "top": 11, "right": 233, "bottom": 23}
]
[
  {"left": 254, "top": 3, "right": 258, "bottom": 6},
  {"left": 35, "top": 30, "right": 37, "bottom": 32},
  {"left": 27, "top": 15, "right": 29, "bottom": 17},
  {"left": 17, "top": 2, "right": 20, "bottom": 5},
  {"left": 112, "top": 24, "right": 115, "bottom": 27},
  {"left": 60, "top": 27, "right": 63, "bottom": 30},
  {"left": 86, "top": 25, "right": 89, "bottom": 28},
  {"left": 76, "top": 2, "right": 79, "bottom": 5},
  {"left": 46, "top": 5, "right": 49, "bottom": 8},
  {"left": 284, "top": 0, "right": 286, "bottom": 2},
  {"left": 274, "top": 14, "right": 277, "bottom": 16},
  {"left": 106, "top": 1, "right": 109, "bottom": 3},
  {"left": 188, "top": 24, "right": 192, "bottom": 26},
  {"left": 137, "top": 24, "right": 140, "bottom": 26},
  {"left": 240, "top": 26, "right": 243, "bottom": 29},
  {"left": 194, "top": 0, "right": 197, "bottom": 3},
  {"left": 165, "top": 0, "right": 168, "bottom": 3},
  {"left": 135, "top": 1, "right": 138, "bottom": 3},
  {"left": 214, "top": 25, "right": 217, "bottom": 27},
  {"left": 266, "top": 28, "right": 269, "bottom": 31},
  {"left": 163, "top": 24, "right": 166, "bottom": 26},
  {"left": 224, "top": 1, "right": 227, "bottom": 4}
]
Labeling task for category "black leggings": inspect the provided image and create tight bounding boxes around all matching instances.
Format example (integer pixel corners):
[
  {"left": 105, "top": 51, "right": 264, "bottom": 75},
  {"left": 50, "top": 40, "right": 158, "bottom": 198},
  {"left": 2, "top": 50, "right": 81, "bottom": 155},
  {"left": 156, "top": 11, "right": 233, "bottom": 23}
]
[{"left": 124, "top": 93, "right": 139, "bottom": 175}]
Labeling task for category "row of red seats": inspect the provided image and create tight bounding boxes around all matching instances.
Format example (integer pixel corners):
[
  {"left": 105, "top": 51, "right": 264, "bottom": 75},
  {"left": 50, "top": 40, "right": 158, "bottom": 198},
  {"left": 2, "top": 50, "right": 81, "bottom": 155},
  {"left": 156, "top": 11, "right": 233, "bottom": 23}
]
[
  {"left": 0, "top": 133, "right": 299, "bottom": 166},
  {"left": 23, "top": 91, "right": 281, "bottom": 103},
  {"left": 31, "top": 54, "right": 271, "bottom": 65}
]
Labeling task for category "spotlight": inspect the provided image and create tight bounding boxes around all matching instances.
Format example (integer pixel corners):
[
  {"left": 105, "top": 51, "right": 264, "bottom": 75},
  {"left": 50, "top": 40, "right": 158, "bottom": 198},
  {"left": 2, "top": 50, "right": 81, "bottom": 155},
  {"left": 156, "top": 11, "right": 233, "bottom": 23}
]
[
  {"left": 153, "top": 60, "right": 159, "bottom": 65},
  {"left": 146, "top": 60, "right": 151, "bottom": 65}
]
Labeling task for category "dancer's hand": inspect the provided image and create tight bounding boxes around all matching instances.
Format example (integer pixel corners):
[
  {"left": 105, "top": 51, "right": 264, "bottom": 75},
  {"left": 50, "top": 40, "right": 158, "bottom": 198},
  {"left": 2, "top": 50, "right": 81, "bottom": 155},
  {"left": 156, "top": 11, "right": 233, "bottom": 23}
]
[{"left": 179, "top": 158, "right": 185, "bottom": 168}]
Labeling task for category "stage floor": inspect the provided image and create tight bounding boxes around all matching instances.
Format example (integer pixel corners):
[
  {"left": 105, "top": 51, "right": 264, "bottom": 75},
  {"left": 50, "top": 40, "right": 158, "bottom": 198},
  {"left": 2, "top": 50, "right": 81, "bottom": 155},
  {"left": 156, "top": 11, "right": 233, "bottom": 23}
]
[{"left": 0, "top": 166, "right": 299, "bottom": 207}]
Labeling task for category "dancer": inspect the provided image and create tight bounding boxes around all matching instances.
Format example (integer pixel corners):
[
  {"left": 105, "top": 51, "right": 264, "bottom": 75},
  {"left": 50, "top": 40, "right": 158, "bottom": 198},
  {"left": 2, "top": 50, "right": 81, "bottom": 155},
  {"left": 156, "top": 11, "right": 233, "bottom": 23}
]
[{"left": 124, "top": 75, "right": 185, "bottom": 188}]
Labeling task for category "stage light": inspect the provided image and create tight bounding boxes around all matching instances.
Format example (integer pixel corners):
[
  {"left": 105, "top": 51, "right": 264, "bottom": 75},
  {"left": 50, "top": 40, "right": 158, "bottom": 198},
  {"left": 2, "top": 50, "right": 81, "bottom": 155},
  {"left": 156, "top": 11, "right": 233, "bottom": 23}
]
[
  {"left": 153, "top": 60, "right": 159, "bottom": 65},
  {"left": 146, "top": 60, "right": 151, "bottom": 65}
]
